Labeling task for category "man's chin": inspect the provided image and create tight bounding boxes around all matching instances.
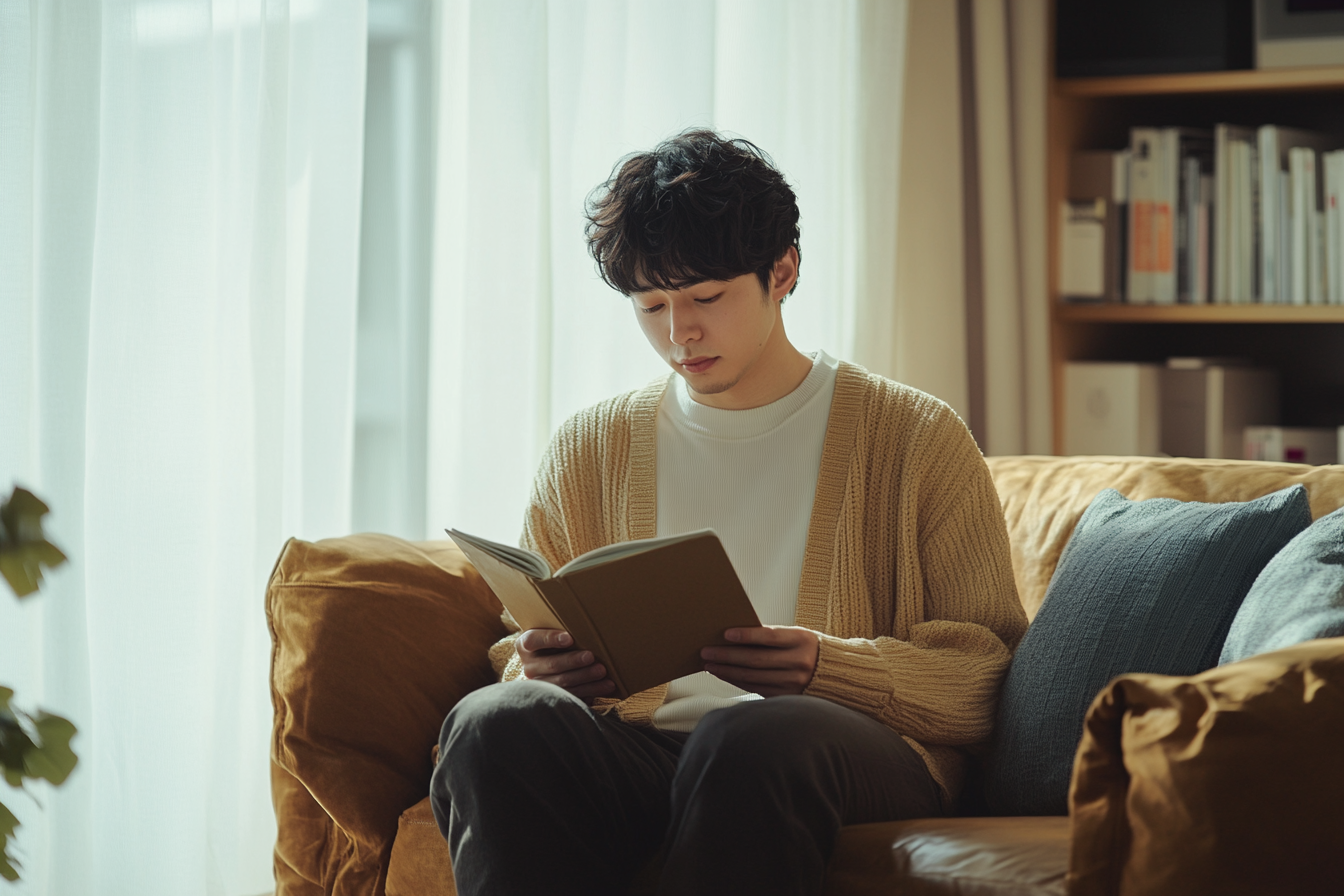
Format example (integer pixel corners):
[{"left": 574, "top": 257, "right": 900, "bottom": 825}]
[{"left": 678, "top": 370, "right": 740, "bottom": 396}]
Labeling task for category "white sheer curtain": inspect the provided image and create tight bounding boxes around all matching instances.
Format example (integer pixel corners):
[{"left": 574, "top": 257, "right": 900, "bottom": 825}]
[
  {"left": 0, "top": 1, "right": 366, "bottom": 893},
  {"left": 426, "top": 0, "right": 909, "bottom": 543}
]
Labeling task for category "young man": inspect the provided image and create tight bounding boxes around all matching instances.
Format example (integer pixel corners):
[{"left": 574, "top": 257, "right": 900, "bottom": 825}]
[{"left": 430, "top": 130, "right": 1027, "bottom": 896}]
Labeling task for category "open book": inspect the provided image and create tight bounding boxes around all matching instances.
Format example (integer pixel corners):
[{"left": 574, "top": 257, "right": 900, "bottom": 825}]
[{"left": 447, "top": 528, "right": 761, "bottom": 699}]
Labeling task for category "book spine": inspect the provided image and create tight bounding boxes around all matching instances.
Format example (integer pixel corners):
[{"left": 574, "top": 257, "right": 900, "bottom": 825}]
[
  {"left": 1234, "top": 140, "right": 1256, "bottom": 304},
  {"left": 1281, "top": 170, "right": 1292, "bottom": 304},
  {"left": 1214, "top": 125, "right": 1231, "bottom": 304},
  {"left": 1308, "top": 155, "right": 1323, "bottom": 305},
  {"left": 1197, "top": 174, "right": 1213, "bottom": 304},
  {"left": 1329, "top": 151, "right": 1343, "bottom": 305},
  {"left": 1153, "top": 129, "right": 1179, "bottom": 304},
  {"left": 1181, "top": 152, "right": 1212, "bottom": 304},
  {"left": 1128, "top": 129, "right": 1161, "bottom": 304},
  {"left": 1290, "top": 147, "right": 1310, "bottom": 306},
  {"left": 1258, "top": 126, "right": 1280, "bottom": 304},
  {"left": 1114, "top": 150, "right": 1130, "bottom": 302}
]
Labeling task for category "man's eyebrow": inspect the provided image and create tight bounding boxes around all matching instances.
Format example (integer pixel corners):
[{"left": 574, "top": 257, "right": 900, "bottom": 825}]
[{"left": 630, "top": 277, "right": 708, "bottom": 294}]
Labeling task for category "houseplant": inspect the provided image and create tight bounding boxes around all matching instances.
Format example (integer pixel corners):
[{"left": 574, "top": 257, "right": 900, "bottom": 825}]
[{"left": 0, "top": 486, "right": 79, "bottom": 882}]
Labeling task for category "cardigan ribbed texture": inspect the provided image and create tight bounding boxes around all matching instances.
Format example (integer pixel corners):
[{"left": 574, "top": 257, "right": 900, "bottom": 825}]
[{"left": 489, "top": 361, "right": 1027, "bottom": 803}]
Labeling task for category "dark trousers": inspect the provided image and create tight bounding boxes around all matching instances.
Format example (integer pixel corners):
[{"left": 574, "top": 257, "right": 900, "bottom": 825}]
[{"left": 429, "top": 679, "right": 944, "bottom": 896}]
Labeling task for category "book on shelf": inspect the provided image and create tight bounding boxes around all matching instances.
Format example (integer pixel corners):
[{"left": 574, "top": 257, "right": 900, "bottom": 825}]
[
  {"left": 1128, "top": 127, "right": 1214, "bottom": 305},
  {"left": 446, "top": 527, "right": 761, "bottom": 700},
  {"left": 1244, "top": 426, "right": 1343, "bottom": 466},
  {"left": 1327, "top": 150, "right": 1344, "bottom": 306},
  {"left": 1179, "top": 147, "right": 1214, "bottom": 304},
  {"left": 1258, "top": 126, "right": 1333, "bottom": 304},
  {"left": 1214, "top": 124, "right": 1257, "bottom": 304},
  {"left": 1072, "top": 122, "right": 1344, "bottom": 307},
  {"left": 1060, "top": 200, "right": 1106, "bottom": 300},
  {"left": 1289, "top": 146, "right": 1324, "bottom": 305},
  {"left": 1127, "top": 129, "right": 1161, "bottom": 304},
  {"left": 1064, "top": 362, "right": 1162, "bottom": 456},
  {"left": 1160, "top": 358, "right": 1279, "bottom": 460},
  {"left": 1062, "top": 150, "right": 1129, "bottom": 302}
]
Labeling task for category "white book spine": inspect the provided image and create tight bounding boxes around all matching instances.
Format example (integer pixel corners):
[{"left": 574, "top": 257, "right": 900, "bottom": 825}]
[
  {"left": 1290, "top": 147, "right": 1311, "bottom": 306},
  {"left": 1153, "top": 129, "right": 1179, "bottom": 304},
  {"left": 1214, "top": 127, "right": 1231, "bottom": 304},
  {"left": 1240, "top": 141, "right": 1258, "bottom": 303},
  {"left": 1258, "top": 127, "right": 1279, "bottom": 304},
  {"left": 1197, "top": 175, "right": 1213, "bottom": 303},
  {"left": 1280, "top": 170, "right": 1292, "bottom": 304},
  {"left": 1308, "top": 156, "right": 1323, "bottom": 305}
]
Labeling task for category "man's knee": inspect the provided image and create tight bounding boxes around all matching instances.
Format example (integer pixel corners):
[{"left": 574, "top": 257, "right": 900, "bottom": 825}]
[
  {"left": 678, "top": 696, "right": 838, "bottom": 784},
  {"left": 438, "top": 680, "right": 586, "bottom": 769}
]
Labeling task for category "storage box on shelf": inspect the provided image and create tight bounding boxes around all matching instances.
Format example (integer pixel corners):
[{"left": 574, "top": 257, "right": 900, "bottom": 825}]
[{"left": 1048, "top": 65, "right": 1344, "bottom": 455}]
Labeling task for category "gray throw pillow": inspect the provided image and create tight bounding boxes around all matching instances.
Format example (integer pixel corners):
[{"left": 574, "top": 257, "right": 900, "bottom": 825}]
[
  {"left": 1220, "top": 506, "right": 1344, "bottom": 665},
  {"left": 985, "top": 485, "right": 1311, "bottom": 817}
]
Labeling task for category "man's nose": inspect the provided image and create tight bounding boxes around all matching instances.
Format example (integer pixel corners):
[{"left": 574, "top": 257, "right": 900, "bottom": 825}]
[{"left": 669, "top": 305, "right": 700, "bottom": 345}]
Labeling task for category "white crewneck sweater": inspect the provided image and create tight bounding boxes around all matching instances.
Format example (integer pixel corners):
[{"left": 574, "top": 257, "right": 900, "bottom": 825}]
[{"left": 651, "top": 351, "right": 840, "bottom": 731}]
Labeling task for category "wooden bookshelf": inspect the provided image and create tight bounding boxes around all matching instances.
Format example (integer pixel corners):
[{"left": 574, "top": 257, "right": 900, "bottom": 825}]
[{"left": 1047, "top": 64, "right": 1344, "bottom": 451}]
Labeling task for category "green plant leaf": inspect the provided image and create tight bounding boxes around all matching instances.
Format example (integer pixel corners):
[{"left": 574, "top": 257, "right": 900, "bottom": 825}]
[
  {"left": 0, "top": 799, "right": 19, "bottom": 881},
  {"left": 24, "top": 713, "right": 77, "bottom": 786},
  {"left": 0, "top": 706, "right": 35, "bottom": 789},
  {"left": 0, "top": 486, "right": 68, "bottom": 600}
]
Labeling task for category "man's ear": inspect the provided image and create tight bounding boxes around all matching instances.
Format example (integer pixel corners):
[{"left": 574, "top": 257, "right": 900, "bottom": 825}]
[{"left": 769, "top": 246, "right": 799, "bottom": 301}]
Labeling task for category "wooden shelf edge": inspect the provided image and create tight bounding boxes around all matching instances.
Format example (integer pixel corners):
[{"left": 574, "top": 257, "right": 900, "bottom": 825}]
[
  {"left": 1055, "top": 65, "right": 1344, "bottom": 98},
  {"left": 1055, "top": 303, "right": 1344, "bottom": 323}
]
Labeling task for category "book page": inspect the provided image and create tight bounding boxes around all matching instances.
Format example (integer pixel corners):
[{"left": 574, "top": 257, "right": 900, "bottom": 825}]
[
  {"left": 555, "top": 528, "right": 717, "bottom": 577},
  {"left": 447, "top": 528, "right": 552, "bottom": 579}
]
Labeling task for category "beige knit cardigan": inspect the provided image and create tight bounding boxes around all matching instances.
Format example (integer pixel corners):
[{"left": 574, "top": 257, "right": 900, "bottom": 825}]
[{"left": 488, "top": 362, "right": 1027, "bottom": 803}]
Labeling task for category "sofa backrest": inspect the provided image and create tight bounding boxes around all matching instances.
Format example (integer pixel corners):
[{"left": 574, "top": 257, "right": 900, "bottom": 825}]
[{"left": 985, "top": 456, "right": 1344, "bottom": 622}]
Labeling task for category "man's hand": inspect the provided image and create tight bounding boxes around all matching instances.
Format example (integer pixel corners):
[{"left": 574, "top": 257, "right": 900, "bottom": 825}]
[
  {"left": 517, "top": 628, "right": 616, "bottom": 700},
  {"left": 700, "top": 625, "right": 820, "bottom": 697}
]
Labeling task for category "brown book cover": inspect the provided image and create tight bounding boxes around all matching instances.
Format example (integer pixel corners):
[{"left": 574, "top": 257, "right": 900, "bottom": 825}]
[{"left": 447, "top": 529, "right": 761, "bottom": 699}]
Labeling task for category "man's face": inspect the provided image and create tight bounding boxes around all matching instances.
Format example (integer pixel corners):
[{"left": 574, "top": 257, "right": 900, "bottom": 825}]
[{"left": 630, "top": 268, "right": 785, "bottom": 410}]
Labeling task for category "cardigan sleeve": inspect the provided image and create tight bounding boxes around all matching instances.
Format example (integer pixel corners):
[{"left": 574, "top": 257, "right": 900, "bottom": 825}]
[
  {"left": 485, "top": 429, "right": 577, "bottom": 682},
  {"left": 803, "top": 401, "right": 1027, "bottom": 746}
]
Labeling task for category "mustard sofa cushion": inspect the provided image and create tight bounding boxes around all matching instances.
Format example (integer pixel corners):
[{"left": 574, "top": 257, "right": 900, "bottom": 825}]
[
  {"left": 267, "top": 534, "right": 506, "bottom": 895},
  {"left": 1067, "top": 637, "right": 1344, "bottom": 896}
]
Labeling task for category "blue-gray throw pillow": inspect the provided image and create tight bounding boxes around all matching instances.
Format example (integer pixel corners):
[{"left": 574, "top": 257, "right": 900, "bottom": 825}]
[
  {"left": 985, "top": 485, "right": 1311, "bottom": 817},
  {"left": 1220, "top": 506, "right": 1344, "bottom": 665}
]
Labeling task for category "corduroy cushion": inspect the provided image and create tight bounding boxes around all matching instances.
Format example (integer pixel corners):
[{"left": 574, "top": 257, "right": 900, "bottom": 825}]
[
  {"left": 985, "top": 485, "right": 1311, "bottom": 816},
  {"left": 1220, "top": 506, "right": 1344, "bottom": 665},
  {"left": 1067, "top": 637, "right": 1344, "bottom": 896},
  {"left": 267, "top": 534, "right": 506, "bottom": 896}
]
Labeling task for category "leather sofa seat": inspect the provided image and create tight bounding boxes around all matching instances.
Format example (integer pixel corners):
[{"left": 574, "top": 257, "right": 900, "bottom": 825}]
[{"left": 826, "top": 817, "right": 1068, "bottom": 896}]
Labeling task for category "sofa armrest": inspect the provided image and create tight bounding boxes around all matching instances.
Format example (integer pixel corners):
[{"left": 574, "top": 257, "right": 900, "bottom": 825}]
[
  {"left": 267, "top": 534, "right": 507, "bottom": 896},
  {"left": 1066, "top": 637, "right": 1344, "bottom": 896}
]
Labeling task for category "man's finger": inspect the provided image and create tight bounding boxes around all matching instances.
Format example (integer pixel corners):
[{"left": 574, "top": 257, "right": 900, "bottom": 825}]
[
  {"left": 519, "top": 628, "right": 573, "bottom": 654},
  {"left": 704, "top": 664, "right": 811, "bottom": 695},
  {"left": 724, "top": 625, "right": 810, "bottom": 648},
  {"left": 701, "top": 645, "right": 805, "bottom": 668},
  {"left": 526, "top": 650, "right": 595, "bottom": 677}
]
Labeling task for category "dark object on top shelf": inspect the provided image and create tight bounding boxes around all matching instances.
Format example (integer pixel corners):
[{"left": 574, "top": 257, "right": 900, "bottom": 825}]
[{"left": 1056, "top": 0, "right": 1255, "bottom": 77}]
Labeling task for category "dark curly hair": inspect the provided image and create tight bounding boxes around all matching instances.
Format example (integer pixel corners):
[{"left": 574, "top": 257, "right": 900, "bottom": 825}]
[{"left": 584, "top": 129, "right": 801, "bottom": 298}]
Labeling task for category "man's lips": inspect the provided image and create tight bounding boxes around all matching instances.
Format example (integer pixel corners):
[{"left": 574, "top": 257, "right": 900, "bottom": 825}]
[{"left": 678, "top": 356, "right": 718, "bottom": 374}]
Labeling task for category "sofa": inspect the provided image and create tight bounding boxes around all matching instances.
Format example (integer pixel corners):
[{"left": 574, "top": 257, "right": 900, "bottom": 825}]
[{"left": 267, "top": 455, "right": 1344, "bottom": 896}]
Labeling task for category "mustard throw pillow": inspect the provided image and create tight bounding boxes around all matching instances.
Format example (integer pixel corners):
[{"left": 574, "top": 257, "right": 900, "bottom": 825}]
[{"left": 1068, "top": 638, "right": 1344, "bottom": 896}]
